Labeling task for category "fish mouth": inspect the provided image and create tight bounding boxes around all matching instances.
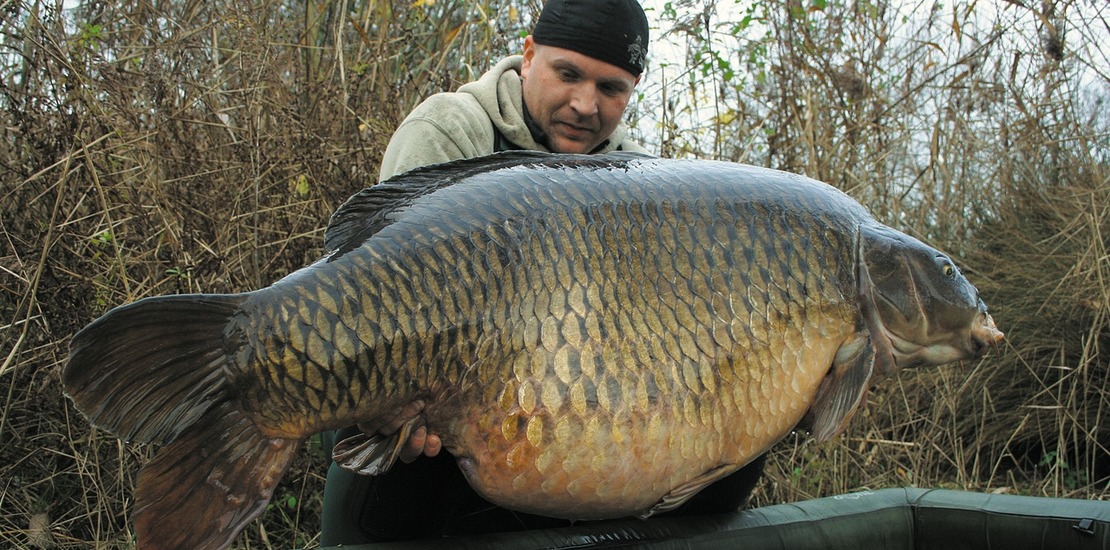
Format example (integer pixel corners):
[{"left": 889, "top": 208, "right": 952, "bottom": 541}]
[
  {"left": 968, "top": 311, "right": 1005, "bottom": 357},
  {"left": 883, "top": 311, "right": 1007, "bottom": 371},
  {"left": 861, "top": 289, "right": 1003, "bottom": 372},
  {"left": 880, "top": 309, "right": 1005, "bottom": 371}
]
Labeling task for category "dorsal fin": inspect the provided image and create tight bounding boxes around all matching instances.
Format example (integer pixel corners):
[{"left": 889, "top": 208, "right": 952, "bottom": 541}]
[
  {"left": 325, "top": 151, "right": 548, "bottom": 255},
  {"left": 324, "top": 151, "right": 655, "bottom": 257}
]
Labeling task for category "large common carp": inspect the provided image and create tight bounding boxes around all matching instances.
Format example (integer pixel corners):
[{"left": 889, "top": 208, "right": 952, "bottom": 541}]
[{"left": 64, "top": 152, "right": 1003, "bottom": 549}]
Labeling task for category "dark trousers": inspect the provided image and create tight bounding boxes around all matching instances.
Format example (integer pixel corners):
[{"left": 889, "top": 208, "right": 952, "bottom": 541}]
[{"left": 320, "top": 426, "right": 768, "bottom": 545}]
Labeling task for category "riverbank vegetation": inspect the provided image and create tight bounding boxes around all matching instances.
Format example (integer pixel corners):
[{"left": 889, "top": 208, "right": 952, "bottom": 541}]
[{"left": 2, "top": 0, "right": 1106, "bottom": 547}]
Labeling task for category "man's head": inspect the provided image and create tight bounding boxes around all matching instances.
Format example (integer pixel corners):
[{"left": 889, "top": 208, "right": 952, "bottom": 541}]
[{"left": 520, "top": 0, "right": 649, "bottom": 154}]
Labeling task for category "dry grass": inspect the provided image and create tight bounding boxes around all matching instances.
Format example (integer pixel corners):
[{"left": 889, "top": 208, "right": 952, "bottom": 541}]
[{"left": 1, "top": 0, "right": 1107, "bottom": 548}]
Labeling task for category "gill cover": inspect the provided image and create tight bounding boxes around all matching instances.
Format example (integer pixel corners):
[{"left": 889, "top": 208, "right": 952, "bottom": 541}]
[{"left": 857, "top": 224, "right": 995, "bottom": 373}]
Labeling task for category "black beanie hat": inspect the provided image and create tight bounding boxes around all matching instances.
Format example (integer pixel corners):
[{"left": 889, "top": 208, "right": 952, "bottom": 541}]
[{"left": 531, "top": 0, "right": 650, "bottom": 76}]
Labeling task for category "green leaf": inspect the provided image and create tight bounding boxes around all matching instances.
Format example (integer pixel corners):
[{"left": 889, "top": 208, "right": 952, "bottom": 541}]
[{"left": 292, "top": 174, "right": 311, "bottom": 198}]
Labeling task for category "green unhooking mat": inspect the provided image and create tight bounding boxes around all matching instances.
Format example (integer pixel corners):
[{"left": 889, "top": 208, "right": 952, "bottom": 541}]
[{"left": 320, "top": 487, "right": 1110, "bottom": 549}]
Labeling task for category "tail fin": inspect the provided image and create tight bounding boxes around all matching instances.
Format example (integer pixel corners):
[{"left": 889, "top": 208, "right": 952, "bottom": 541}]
[
  {"left": 64, "top": 294, "right": 299, "bottom": 549},
  {"left": 134, "top": 402, "right": 300, "bottom": 550},
  {"left": 64, "top": 294, "right": 247, "bottom": 444}
]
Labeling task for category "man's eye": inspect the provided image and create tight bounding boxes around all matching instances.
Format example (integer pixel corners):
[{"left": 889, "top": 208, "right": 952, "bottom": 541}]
[{"left": 600, "top": 84, "right": 624, "bottom": 96}]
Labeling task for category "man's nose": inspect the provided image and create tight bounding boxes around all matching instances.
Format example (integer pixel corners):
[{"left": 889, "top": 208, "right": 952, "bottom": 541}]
[{"left": 568, "top": 84, "right": 599, "bottom": 117}]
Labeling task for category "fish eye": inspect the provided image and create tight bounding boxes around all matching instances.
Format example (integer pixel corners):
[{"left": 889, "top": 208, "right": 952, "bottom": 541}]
[{"left": 934, "top": 255, "right": 958, "bottom": 279}]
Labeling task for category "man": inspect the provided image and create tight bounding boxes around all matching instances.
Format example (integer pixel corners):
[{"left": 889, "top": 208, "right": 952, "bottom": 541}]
[
  {"left": 321, "top": 0, "right": 765, "bottom": 543},
  {"left": 377, "top": 0, "right": 650, "bottom": 182}
]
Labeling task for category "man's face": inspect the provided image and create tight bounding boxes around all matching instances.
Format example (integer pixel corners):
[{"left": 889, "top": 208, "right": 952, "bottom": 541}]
[{"left": 520, "top": 37, "right": 640, "bottom": 154}]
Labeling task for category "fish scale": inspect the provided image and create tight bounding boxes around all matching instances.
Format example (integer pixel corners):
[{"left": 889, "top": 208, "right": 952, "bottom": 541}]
[
  {"left": 63, "top": 152, "right": 1002, "bottom": 550},
  {"left": 446, "top": 187, "right": 834, "bottom": 515}
]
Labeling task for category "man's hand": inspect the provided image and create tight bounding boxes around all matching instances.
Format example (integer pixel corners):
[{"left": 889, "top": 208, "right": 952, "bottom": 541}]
[
  {"left": 355, "top": 398, "right": 442, "bottom": 463},
  {"left": 396, "top": 425, "right": 443, "bottom": 463}
]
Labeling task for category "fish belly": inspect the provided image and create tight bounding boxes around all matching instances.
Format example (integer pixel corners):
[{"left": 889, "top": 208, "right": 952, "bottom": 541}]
[{"left": 435, "top": 308, "right": 855, "bottom": 519}]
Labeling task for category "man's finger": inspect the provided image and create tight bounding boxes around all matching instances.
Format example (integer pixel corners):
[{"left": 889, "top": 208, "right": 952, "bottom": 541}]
[
  {"left": 424, "top": 434, "right": 443, "bottom": 458},
  {"left": 399, "top": 425, "right": 428, "bottom": 463}
]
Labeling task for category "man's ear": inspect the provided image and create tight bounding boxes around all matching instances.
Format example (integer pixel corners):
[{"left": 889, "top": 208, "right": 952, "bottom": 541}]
[{"left": 521, "top": 35, "right": 536, "bottom": 74}]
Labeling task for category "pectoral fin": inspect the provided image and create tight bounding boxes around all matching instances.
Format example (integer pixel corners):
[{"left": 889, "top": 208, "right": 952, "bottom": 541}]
[
  {"left": 641, "top": 464, "right": 739, "bottom": 518},
  {"left": 809, "top": 333, "right": 875, "bottom": 442},
  {"left": 332, "top": 416, "right": 423, "bottom": 475}
]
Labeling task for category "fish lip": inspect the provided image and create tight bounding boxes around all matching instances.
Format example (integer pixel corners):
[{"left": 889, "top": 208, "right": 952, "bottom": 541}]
[{"left": 968, "top": 311, "right": 1005, "bottom": 357}]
